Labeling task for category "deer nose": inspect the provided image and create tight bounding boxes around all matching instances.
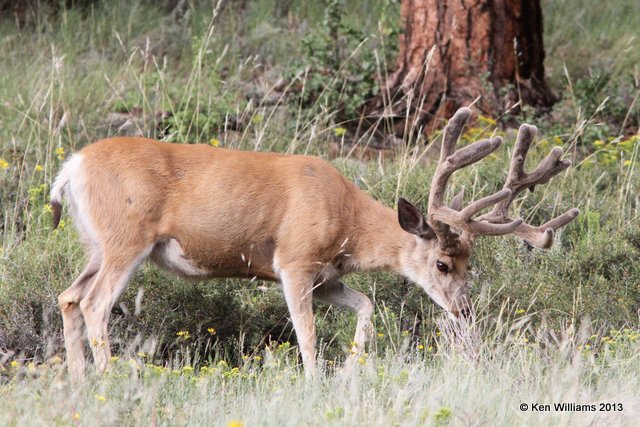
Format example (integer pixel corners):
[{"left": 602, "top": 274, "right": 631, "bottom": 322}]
[{"left": 450, "top": 302, "right": 472, "bottom": 320}]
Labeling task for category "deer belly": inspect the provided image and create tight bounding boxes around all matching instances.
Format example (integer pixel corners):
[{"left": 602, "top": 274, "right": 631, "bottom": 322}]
[
  {"left": 149, "top": 237, "right": 278, "bottom": 281},
  {"left": 149, "top": 238, "right": 210, "bottom": 278}
]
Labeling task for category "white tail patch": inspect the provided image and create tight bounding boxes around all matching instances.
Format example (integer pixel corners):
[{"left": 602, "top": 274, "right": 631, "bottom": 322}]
[
  {"left": 50, "top": 154, "right": 81, "bottom": 207},
  {"left": 52, "top": 154, "right": 101, "bottom": 253}
]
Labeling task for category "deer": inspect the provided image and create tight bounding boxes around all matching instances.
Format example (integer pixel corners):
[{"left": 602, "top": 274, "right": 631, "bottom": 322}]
[{"left": 50, "top": 107, "right": 578, "bottom": 381}]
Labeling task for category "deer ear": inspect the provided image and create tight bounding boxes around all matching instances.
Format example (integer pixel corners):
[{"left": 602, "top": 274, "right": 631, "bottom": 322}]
[{"left": 397, "top": 198, "right": 436, "bottom": 240}]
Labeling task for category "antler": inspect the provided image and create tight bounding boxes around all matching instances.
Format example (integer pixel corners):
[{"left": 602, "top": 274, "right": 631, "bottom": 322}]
[
  {"left": 476, "top": 123, "right": 580, "bottom": 248},
  {"left": 428, "top": 107, "right": 579, "bottom": 251}
]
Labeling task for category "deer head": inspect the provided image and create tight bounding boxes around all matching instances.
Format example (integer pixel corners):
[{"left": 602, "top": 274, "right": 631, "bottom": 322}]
[{"left": 395, "top": 107, "right": 579, "bottom": 319}]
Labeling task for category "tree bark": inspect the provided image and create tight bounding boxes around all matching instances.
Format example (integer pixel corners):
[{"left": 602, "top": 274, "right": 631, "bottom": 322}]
[{"left": 370, "top": 0, "right": 556, "bottom": 136}]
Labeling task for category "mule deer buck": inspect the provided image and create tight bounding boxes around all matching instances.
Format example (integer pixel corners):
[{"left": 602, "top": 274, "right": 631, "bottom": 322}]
[{"left": 51, "top": 107, "right": 578, "bottom": 380}]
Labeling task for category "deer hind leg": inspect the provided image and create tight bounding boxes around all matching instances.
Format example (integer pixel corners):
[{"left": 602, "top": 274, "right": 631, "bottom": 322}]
[
  {"left": 79, "top": 246, "right": 151, "bottom": 373},
  {"left": 279, "top": 267, "right": 318, "bottom": 378},
  {"left": 314, "top": 281, "right": 374, "bottom": 366},
  {"left": 58, "top": 253, "right": 102, "bottom": 382}
]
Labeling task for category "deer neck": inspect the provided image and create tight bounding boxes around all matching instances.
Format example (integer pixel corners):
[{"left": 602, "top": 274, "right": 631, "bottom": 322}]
[{"left": 349, "top": 196, "right": 418, "bottom": 274}]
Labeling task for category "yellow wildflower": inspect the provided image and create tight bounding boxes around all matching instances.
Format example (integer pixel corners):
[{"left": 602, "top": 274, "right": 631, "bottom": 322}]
[
  {"left": 477, "top": 115, "right": 497, "bottom": 126},
  {"left": 227, "top": 420, "right": 244, "bottom": 427},
  {"left": 91, "top": 338, "right": 104, "bottom": 347},
  {"left": 128, "top": 358, "right": 141, "bottom": 370},
  {"left": 209, "top": 138, "right": 221, "bottom": 147},
  {"left": 417, "top": 344, "right": 424, "bottom": 350},
  {"left": 402, "top": 330, "right": 410, "bottom": 337},
  {"left": 94, "top": 394, "right": 106, "bottom": 402},
  {"left": 333, "top": 127, "right": 346, "bottom": 137},
  {"left": 515, "top": 308, "right": 526, "bottom": 315},
  {"left": 10, "top": 360, "right": 19, "bottom": 368},
  {"left": 377, "top": 332, "right": 384, "bottom": 338},
  {"left": 49, "top": 356, "right": 63, "bottom": 365},
  {"left": 207, "top": 327, "right": 217, "bottom": 335},
  {"left": 277, "top": 342, "right": 290, "bottom": 350},
  {"left": 34, "top": 164, "right": 44, "bottom": 172},
  {"left": 0, "top": 158, "right": 8, "bottom": 169},
  {"left": 73, "top": 413, "right": 80, "bottom": 420},
  {"left": 55, "top": 147, "right": 65, "bottom": 161},
  {"left": 176, "top": 330, "right": 191, "bottom": 339}
]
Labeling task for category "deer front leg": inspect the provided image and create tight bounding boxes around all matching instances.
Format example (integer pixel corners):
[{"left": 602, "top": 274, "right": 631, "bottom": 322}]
[
  {"left": 314, "top": 281, "right": 374, "bottom": 367},
  {"left": 280, "top": 268, "right": 318, "bottom": 378}
]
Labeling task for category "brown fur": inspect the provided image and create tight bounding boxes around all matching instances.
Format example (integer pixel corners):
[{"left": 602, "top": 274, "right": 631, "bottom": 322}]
[
  {"left": 75, "top": 138, "right": 406, "bottom": 279},
  {"left": 55, "top": 137, "right": 468, "bottom": 381},
  {"left": 53, "top": 107, "right": 578, "bottom": 382}
]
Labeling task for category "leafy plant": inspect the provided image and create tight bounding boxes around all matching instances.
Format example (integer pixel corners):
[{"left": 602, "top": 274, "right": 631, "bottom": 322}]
[{"left": 288, "top": 0, "right": 398, "bottom": 121}]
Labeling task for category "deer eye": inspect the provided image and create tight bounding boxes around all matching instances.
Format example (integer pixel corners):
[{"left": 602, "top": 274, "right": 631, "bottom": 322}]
[{"left": 436, "top": 260, "right": 449, "bottom": 273}]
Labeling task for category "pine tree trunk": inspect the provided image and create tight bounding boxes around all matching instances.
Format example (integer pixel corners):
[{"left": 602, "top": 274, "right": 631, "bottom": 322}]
[{"left": 371, "top": 0, "right": 556, "bottom": 136}]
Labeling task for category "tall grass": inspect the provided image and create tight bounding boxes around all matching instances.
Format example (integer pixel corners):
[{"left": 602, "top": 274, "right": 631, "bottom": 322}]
[{"left": 1, "top": 313, "right": 639, "bottom": 425}]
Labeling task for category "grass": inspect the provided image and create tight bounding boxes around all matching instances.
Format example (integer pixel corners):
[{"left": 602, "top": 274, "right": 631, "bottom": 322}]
[
  {"left": 0, "top": 0, "right": 639, "bottom": 424},
  {"left": 2, "top": 317, "right": 639, "bottom": 426}
]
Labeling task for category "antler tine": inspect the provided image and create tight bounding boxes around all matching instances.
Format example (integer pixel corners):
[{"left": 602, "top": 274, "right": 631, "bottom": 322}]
[
  {"left": 439, "top": 107, "right": 472, "bottom": 160},
  {"left": 428, "top": 108, "right": 472, "bottom": 244},
  {"left": 430, "top": 108, "right": 503, "bottom": 208},
  {"left": 481, "top": 124, "right": 570, "bottom": 220},
  {"left": 428, "top": 108, "right": 525, "bottom": 251},
  {"left": 477, "top": 123, "right": 579, "bottom": 248},
  {"left": 511, "top": 208, "right": 580, "bottom": 248}
]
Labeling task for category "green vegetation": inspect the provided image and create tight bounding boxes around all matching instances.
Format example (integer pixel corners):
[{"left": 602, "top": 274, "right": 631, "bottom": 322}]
[
  {"left": 0, "top": 0, "right": 638, "bottom": 424},
  {"left": 2, "top": 323, "right": 639, "bottom": 425}
]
